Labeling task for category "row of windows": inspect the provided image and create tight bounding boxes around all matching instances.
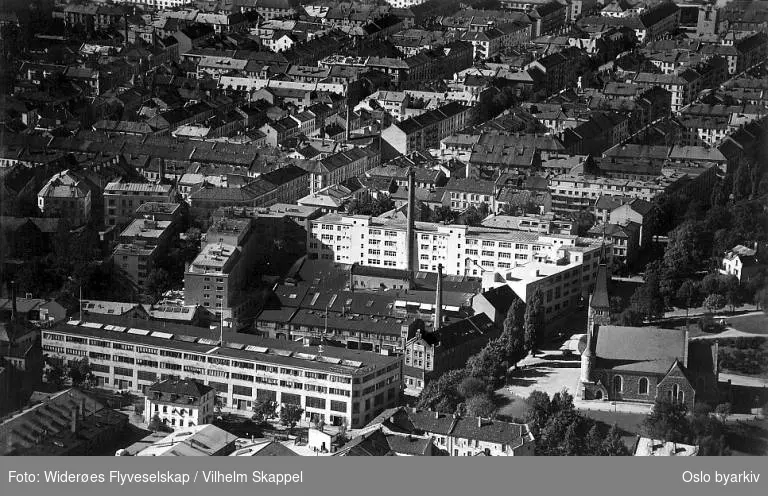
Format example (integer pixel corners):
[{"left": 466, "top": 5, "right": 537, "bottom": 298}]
[{"left": 44, "top": 335, "right": 360, "bottom": 386}]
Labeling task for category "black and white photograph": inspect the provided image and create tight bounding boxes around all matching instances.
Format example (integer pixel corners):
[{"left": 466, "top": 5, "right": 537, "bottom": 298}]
[{"left": 0, "top": 0, "right": 766, "bottom": 490}]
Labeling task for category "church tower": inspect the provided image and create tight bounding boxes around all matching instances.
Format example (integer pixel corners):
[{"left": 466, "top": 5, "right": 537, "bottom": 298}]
[{"left": 579, "top": 256, "right": 611, "bottom": 397}]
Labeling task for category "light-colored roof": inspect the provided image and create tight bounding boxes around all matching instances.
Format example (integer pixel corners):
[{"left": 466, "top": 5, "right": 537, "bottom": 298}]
[
  {"left": 634, "top": 437, "right": 698, "bottom": 456},
  {"left": 137, "top": 424, "right": 237, "bottom": 456}
]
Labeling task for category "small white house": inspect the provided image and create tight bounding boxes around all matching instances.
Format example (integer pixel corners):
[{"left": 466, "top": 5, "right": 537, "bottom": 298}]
[{"left": 720, "top": 244, "right": 765, "bottom": 282}]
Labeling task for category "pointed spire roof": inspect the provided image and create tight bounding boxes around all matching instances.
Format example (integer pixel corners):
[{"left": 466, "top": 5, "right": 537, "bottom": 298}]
[{"left": 591, "top": 263, "right": 610, "bottom": 309}]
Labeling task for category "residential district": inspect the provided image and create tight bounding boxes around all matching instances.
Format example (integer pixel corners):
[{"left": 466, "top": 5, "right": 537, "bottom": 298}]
[{"left": 0, "top": 0, "right": 767, "bottom": 457}]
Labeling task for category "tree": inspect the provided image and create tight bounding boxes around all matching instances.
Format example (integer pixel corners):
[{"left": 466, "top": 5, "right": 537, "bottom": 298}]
[
  {"left": 458, "top": 376, "right": 487, "bottom": 399},
  {"left": 523, "top": 288, "right": 544, "bottom": 351},
  {"left": 676, "top": 280, "right": 699, "bottom": 311},
  {"left": 146, "top": 268, "right": 171, "bottom": 300},
  {"left": 609, "top": 296, "right": 625, "bottom": 316},
  {"left": 643, "top": 400, "right": 692, "bottom": 444},
  {"left": 44, "top": 362, "right": 65, "bottom": 387},
  {"left": 465, "top": 393, "right": 496, "bottom": 418},
  {"left": 477, "top": 202, "right": 490, "bottom": 220},
  {"left": 629, "top": 280, "right": 665, "bottom": 321},
  {"left": 181, "top": 227, "right": 202, "bottom": 263},
  {"left": 251, "top": 400, "right": 276, "bottom": 424},
  {"left": 617, "top": 307, "right": 643, "bottom": 326},
  {"left": 417, "top": 368, "right": 467, "bottom": 413},
  {"left": 466, "top": 338, "right": 507, "bottom": 388},
  {"left": 732, "top": 162, "right": 751, "bottom": 201},
  {"left": 714, "top": 403, "right": 732, "bottom": 422},
  {"left": 68, "top": 357, "right": 93, "bottom": 387},
  {"left": 585, "top": 424, "right": 603, "bottom": 455},
  {"left": 524, "top": 390, "right": 552, "bottom": 436},
  {"left": 722, "top": 275, "right": 741, "bottom": 312},
  {"left": 703, "top": 293, "right": 726, "bottom": 314},
  {"left": 432, "top": 205, "right": 457, "bottom": 224},
  {"left": 347, "top": 194, "right": 394, "bottom": 217},
  {"left": 148, "top": 413, "right": 167, "bottom": 432},
  {"left": 461, "top": 206, "right": 483, "bottom": 226},
  {"left": 562, "top": 421, "right": 583, "bottom": 456},
  {"left": 601, "top": 424, "right": 629, "bottom": 456},
  {"left": 757, "top": 285, "right": 768, "bottom": 313},
  {"left": 280, "top": 404, "right": 304, "bottom": 434},
  {"left": 501, "top": 298, "right": 525, "bottom": 361}
]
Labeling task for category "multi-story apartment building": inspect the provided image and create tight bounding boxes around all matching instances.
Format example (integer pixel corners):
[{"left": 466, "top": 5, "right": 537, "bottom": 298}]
[
  {"left": 480, "top": 241, "right": 606, "bottom": 317},
  {"left": 381, "top": 102, "right": 475, "bottom": 156},
  {"left": 37, "top": 170, "right": 93, "bottom": 226},
  {"left": 184, "top": 218, "right": 260, "bottom": 329},
  {"left": 308, "top": 147, "right": 380, "bottom": 194},
  {"left": 113, "top": 217, "right": 178, "bottom": 288},
  {"left": 42, "top": 319, "right": 402, "bottom": 428},
  {"left": 461, "top": 28, "right": 505, "bottom": 60},
  {"left": 586, "top": 222, "right": 641, "bottom": 268},
  {"left": 524, "top": 46, "right": 588, "bottom": 95},
  {"left": 355, "top": 91, "right": 409, "bottom": 121},
  {"left": 481, "top": 213, "right": 577, "bottom": 235},
  {"left": 307, "top": 214, "right": 604, "bottom": 278},
  {"left": 548, "top": 173, "right": 683, "bottom": 215},
  {"left": 103, "top": 180, "right": 177, "bottom": 227}
]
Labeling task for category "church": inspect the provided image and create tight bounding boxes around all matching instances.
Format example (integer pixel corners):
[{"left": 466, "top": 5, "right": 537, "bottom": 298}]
[{"left": 577, "top": 263, "right": 718, "bottom": 411}]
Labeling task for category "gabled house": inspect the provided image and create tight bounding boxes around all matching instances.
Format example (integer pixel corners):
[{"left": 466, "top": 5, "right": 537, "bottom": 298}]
[{"left": 720, "top": 244, "right": 766, "bottom": 282}]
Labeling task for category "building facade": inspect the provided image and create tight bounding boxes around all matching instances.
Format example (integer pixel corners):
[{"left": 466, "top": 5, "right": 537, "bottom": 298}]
[
  {"left": 308, "top": 213, "right": 604, "bottom": 278},
  {"left": 104, "top": 180, "right": 177, "bottom": 227},
  {"left": 42, "top": 319, "right": 402, "bottom": 428},
  {"left": 144, "top": 378, "right": 215, "bottom": 430},
  {"left": 37, "top": 170, "right": 92, "bottom": 226}
]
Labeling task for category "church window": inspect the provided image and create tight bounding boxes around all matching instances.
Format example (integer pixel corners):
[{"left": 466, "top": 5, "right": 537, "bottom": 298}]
[
  {"left": 638, "top": 377, "right": 649, "bottom": 395},
  {"left": 673, "top": 384, "right": 683, "bottom": 404},
  {"left": 613, "top": 375, "right": 623, "bottom": 393}
]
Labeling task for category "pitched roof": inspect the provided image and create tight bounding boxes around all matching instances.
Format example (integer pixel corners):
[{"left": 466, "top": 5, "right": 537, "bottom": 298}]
[
  {"left": 590, "top": 263, "right": 610, "bottom": 308},
  {"left": 451, "top": 417, "right": 528, "bottom": 447},
  {"left": 147, "top": 378, "right": 213, "bottom": 400},
  {"left": 595, "top": 325, "right": 687, "bottom": 374}
]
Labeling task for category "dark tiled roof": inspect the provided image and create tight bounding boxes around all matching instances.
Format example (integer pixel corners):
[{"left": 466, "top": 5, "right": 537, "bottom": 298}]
[
  {"left": 477, "top": 285, "right": 519, "bottom": 316},
  {"left": 451, "top": 417, "right": 525, "bottom": 446},
  {"left": 148, "top": 378, "right": 213, "bottom": 400},
  {"left": 595, "top": 325, "right": 687, "bottom": 373},
  {"left": 590, "top": 263, "right": 610, "bottom": 308}
]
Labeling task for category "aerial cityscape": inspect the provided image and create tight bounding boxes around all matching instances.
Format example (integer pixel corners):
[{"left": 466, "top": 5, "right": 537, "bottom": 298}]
[{"left": 0, "top": 0, "right": 767, "bottom": 458}]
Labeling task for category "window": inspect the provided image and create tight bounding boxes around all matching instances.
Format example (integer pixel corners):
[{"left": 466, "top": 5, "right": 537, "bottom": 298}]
[
  {"left": 305, "top": 396, "right": 326, "bottom": 409},
  {"left": 638, "top": 377, "right": 649, "bottom": 395},
  {"left": 614, "top": 375, "right": 623, "bottom": 393}
]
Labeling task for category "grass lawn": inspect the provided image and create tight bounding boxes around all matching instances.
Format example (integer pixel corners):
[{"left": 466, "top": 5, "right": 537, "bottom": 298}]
[
  {"left": 495, "top": 392, "right": 530, "bottom": 422},
  {"left": 580, "top": 410, "right": 648, "bottom": 452},
  {"left": 725, "top": 418, "right": 768, "bottom": 456},
  {"left": 729, "top": 313, "right": 768, "bottom": 335}
]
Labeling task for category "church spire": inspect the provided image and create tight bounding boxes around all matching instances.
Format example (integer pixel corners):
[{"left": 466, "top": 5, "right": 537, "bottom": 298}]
[{"left": 599, "top": 222, "right": 607, "bottom": 265}]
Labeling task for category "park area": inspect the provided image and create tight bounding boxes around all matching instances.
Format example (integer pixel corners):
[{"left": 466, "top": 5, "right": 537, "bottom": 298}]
[{"left": 728, "top": 312, "right": 768, "bottom": 335}]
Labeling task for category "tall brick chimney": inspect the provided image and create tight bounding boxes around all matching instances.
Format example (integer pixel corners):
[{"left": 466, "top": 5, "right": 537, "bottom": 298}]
[
  {"left": 406, "top": 168, "right": 416, "bottom": 284},
  {"left": 10, "top": 280, "right": 17, "bottom": 322},
  {"left": 434, "top": 264, "right": 443, "bottom": 330}
]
